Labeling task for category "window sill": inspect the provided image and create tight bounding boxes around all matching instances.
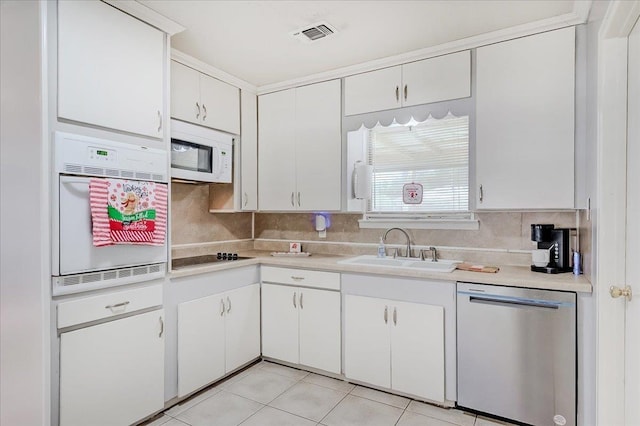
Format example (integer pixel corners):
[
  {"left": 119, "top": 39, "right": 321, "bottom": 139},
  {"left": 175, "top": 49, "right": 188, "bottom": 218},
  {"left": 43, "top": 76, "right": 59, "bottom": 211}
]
[{"left": 358, "top": 218, "right": 479, "bottom": 230}]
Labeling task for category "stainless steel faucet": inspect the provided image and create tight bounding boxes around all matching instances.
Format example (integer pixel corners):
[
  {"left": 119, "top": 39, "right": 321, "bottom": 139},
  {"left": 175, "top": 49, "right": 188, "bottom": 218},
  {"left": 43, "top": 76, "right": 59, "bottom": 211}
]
[
  {"left": 383, "top": 227, "right": 412, "bottom": 258},
  {"left": 420, "top": 246, "right": 438, "bottom": 262}
]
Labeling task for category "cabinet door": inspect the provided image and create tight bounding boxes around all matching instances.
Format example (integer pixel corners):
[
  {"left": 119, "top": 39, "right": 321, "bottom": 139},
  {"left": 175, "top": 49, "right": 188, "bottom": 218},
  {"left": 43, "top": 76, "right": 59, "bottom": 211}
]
[
  {"left": 240, "top": 90, "right": 258, "bottom": 210},
  {"left": 344, "top": 295, "right": 391, "bottom": 388},
  {"left": 60, "top": 310, "right": 164, "bottom": 426},
  {"left": 261, "top": 284, "right": 299, "bottom": 364},
  {"left": 402, "top": 51, "right": 471, "bottom": 107},
  {"left": 171, "top": 61, "right": 201, "bottom": 125},
  {"left": 476, "top": 27, "right": 575, "bottom": 209},
  {"left": 391, "top": 301, "right": 444, "bottom": 402},
  {"left": 177, "top": 294, "right": 226, "bottom": 397},
  {"left": 58, "top": 0, "right": 164, "bottom": 138},
  {"left": 258, "top": 89, "right": 297, "bottom": 210},
  {"left": 200, "top": 74, "right": 240, "bottom": 134},
  {"left": 344, "top": 66, "right": 402, "bottom": 115},
  {"left": 225, "top": 284, "right": 261, "bottom": 372},
  {"left": 295, "top": 80, "right": 342, "bottom": 211},
  {"left": 299, "top": 288, "right": 341, "bottom": 374}
]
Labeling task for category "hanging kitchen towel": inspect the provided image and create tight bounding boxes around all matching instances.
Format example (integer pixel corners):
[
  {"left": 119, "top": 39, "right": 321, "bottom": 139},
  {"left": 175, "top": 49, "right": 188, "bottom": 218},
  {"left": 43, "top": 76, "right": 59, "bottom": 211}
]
[{"left": 89, "top": 178, "right": 167, "bottom": 246}]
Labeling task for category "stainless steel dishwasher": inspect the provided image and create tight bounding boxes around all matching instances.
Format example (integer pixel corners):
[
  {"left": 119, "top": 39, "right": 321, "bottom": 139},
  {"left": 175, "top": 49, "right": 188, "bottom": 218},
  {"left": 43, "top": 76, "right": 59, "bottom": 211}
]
[{"left": 457, "top": 282, "right": 576, "bottom": 426}]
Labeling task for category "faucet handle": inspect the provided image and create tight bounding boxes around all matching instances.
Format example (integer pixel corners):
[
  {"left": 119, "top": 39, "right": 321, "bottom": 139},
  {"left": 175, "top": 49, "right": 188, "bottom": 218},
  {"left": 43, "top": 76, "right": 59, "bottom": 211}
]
[
  {"left": 419, "top": 249, "right": 427, "bottom": 261},
  {"left": 391, "top": 247, "right": 400, "bottom": 259}
]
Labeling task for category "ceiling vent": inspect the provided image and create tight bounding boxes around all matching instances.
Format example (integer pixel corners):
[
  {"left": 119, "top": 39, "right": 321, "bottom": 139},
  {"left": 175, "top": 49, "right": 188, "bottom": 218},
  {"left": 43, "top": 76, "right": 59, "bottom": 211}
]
[{"left": 291, "top": 22, "right": 337, "bottom": 43}]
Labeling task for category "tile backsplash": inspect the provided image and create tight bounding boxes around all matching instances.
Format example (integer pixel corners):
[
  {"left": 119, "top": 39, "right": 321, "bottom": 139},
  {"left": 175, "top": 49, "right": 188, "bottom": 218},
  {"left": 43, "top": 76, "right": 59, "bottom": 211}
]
[
  {"left": 253, "top": 212, "right": 580, "bottom": 266},
  {"left": 171, "top": 183, "right": 583, "bottom": 267},
  {"left": 171, "top": 183, "right": 252, "bottom": 245}
]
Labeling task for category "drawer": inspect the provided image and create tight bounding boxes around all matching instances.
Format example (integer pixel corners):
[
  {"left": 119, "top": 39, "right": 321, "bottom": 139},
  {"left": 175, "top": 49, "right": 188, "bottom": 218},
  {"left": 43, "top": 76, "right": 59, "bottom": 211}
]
[
  {"left": 261, "top": 266, "right": 340, "bottom": 290},
  {"left": 57, "top": 284, "right": 162, "bottom": 328}
]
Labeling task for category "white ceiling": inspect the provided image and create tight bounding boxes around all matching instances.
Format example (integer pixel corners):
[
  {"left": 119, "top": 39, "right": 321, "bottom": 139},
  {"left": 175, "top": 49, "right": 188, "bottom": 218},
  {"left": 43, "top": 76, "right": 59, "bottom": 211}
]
[{"left": 141, "top": 0, "right": 579, "bottom": 87}]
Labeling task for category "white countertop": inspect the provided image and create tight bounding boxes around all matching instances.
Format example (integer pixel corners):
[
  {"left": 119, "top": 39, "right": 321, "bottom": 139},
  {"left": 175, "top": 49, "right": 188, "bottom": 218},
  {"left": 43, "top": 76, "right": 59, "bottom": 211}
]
[{"left": 169, "top": 251, "right": 592, "bottom": 293}]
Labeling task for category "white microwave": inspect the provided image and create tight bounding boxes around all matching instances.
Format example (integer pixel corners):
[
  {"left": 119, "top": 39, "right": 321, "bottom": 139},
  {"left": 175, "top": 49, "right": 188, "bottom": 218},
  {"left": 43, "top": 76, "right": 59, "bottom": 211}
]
[{"left": 170, "top": 119, "right": 233, "bottom": 183}]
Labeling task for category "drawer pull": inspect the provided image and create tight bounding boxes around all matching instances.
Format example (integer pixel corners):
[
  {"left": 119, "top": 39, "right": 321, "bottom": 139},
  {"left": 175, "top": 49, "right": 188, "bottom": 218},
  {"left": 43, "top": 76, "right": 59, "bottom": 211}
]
[
  {"left": 105, "top": 301, "right": 130, "bottom": 312},
  {"left": 291, "top": 276, "right": 305, "bottom": 281}
]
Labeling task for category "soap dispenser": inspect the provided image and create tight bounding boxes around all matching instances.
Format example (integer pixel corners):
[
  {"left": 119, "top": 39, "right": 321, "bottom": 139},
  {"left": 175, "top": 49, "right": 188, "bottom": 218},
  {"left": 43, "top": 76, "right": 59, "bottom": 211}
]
[{"left": 377, "top": 237, "right": 386, "bottom": 258}]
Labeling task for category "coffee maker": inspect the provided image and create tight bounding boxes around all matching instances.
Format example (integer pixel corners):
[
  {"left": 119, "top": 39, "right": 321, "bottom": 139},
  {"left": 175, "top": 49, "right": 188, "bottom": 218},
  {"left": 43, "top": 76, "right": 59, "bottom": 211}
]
[{"left": 530, "top": 224, "right": 575, "bottom": 273}]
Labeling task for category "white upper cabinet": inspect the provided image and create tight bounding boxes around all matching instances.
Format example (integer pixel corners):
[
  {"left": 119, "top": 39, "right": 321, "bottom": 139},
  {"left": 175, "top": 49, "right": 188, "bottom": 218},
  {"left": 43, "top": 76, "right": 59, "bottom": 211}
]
[
  {"left": 402, "top": 51, "right": 471, "bottom": 107},
  {"left": 240, "top": 90, "right": 258, "bottom": 210},
  {"left": 258, "top": 88, "right": 297, "bottom": 210},
  {"left": 294, "top": 81, "right": 342, "bottom": 211},
  {"left": 171, "top": 60, "right": 240, "bottom": 134},
  {"left": 475, "top": 27, "right": 575, "bottom": 209},
  {"left": 58, "top": 0, "right": 165, "bottom": 138},
  {"left": 344, "top": 67, "right": 402, "bottom": 116},
  {"left": 258, "top": 79, "right": 341, "bottom": 211},
  {"left": 344, "top": 51, "right": 471, "bottom": 116}
]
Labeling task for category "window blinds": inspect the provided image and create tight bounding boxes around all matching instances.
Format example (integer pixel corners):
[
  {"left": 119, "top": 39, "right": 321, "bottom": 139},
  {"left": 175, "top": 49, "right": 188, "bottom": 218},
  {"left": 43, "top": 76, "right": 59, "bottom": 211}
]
[{"left": 368, "top": 113, "right": 469, "bottom": 213}]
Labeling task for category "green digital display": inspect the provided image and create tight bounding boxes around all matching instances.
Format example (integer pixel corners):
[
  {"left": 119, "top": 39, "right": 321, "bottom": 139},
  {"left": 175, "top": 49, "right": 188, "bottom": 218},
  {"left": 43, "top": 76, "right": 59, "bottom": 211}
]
[{"left": 97, "top": 150, "right": 108, "bottom": 156}]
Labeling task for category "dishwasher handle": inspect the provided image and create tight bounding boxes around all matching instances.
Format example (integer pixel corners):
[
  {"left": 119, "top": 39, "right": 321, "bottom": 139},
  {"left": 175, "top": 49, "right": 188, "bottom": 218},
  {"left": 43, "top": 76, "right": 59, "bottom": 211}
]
[{"left": 469, "top": 296, "right": 559, "bottom": 310}]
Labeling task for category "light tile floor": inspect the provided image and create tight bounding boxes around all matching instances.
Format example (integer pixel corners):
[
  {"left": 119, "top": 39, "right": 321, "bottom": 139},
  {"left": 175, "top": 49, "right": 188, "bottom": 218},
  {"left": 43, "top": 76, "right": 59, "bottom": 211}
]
[{"left": 140, "top": 361, "right": 515, "bottom": 426}]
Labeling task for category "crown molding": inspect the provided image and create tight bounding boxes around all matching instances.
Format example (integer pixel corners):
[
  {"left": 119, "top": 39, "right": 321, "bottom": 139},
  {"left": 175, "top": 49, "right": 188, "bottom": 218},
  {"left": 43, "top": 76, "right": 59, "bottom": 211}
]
[
  {"left": 171, "top": 49, "right": 257, "bottom": 93},
  {"left": 257, "top": 7, "right": 592, "bottom": 95},
  {"left": 103, "top": 0, "right": 185, "bottom": 35}
]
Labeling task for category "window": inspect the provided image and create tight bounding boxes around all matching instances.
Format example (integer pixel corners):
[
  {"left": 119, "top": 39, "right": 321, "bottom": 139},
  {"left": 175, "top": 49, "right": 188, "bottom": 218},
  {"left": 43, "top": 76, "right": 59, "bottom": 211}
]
[{"left": 367, "top": 112, "right": 469, "bottom": 215}]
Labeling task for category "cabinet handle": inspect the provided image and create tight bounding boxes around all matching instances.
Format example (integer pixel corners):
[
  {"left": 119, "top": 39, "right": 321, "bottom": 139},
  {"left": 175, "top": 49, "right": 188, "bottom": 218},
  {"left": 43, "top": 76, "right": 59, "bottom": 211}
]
[
  {"left": 395, "top": 86, "right": 399, "bottom": 102},
  {"left": 300, "top": 292, "right": 304, "bottom": 310},
  {"left": 226, "top": 296, "right": 231, "bottom": 313},
  {"left": 202, "top": 104, "right": 207, "bottom": 121},
  {"left": 384, "top": 305, "right": 388, "bottom": 324},
  {"left": 291, "top": 192, "right": 295, "bottom": 207},
  {"left": 105, "top": 301, "right": 130, "bottom": 311},
  {"left": 196, "top": 102, "right": 201, "bottom": 119},
  {"left": 393, "top": 307, "right": 397, "bottom": 325},
  {"left": 159, "top": 316, "right": 164, "bottom": 338},
  {"left": 291, "top": 276, "right": 305, "bottom": 281},
  {"left": 157, "top": 110, "right": 162, "bottom": 132},
  {"left": 479, "top": 184, "right": 484, "bottom": 203},
  {"left": 297, "top": 192, "right": 301, "bottom": 207},
  {"left": 404, "top": 84, "right": 407, "bottom": 101},
  {"left": 220, "top": 298, "right": 225, "bottom": 316},
  {"left": 293, "top": 292, "right": 297, "bottom": 308},
  {"left": 243, "top": 192, "right": 248, "bottom": 207}
]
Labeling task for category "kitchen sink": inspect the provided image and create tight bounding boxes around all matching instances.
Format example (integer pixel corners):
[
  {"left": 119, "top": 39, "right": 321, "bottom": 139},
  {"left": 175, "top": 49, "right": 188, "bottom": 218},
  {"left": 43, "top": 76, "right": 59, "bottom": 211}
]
[{"left": 338, "top": 255, "right": 460, "bottom": 273}]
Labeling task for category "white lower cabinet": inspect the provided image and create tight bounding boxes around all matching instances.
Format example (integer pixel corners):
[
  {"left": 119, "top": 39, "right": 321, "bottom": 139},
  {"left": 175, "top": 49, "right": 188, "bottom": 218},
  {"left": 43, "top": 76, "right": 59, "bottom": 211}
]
[
  {"left": 177, "top": 284, "right": 260, "bottom": 397},
  {"left": 261, "top": 274, "right": 341, "bottom": 374},
  {"left": 344, "top": 295, "right": 445, "bottom": 403},
  {"left": 59, "top": 309, "right": 165, "bottom": 426}
]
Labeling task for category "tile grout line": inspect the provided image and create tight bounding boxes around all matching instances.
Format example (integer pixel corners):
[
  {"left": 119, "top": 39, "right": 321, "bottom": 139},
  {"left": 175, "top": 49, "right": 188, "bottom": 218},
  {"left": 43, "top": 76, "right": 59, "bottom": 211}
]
[{"left": 317, "top": 388, "right": 352, "bottom": 425}]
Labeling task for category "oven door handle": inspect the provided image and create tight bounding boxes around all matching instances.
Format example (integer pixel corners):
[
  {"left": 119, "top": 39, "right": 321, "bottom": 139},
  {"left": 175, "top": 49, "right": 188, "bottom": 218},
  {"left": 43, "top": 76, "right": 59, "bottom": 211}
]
[{"left": 469, "top": 296, "right": 559, "bottom": 310}]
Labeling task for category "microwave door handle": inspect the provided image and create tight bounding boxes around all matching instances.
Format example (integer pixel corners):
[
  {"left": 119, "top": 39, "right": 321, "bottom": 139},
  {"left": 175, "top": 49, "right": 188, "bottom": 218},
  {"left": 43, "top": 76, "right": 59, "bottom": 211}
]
[{"left": 213, "top": 147, "right": 221, "bottom": 179}]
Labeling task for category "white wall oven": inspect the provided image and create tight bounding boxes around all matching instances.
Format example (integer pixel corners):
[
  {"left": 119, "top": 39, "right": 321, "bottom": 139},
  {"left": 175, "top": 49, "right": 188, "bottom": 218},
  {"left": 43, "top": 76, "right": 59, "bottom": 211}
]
[
  {"left": 52, "top": 132, "right": 168, "bottom": 295},
  {"left": 170, "top": 119, "right": 233, "bottom": 183}
]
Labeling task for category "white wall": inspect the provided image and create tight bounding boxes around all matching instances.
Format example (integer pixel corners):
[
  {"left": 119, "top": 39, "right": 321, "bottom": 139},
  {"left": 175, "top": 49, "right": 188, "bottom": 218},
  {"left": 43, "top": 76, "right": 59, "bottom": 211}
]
[{"left": 0, "top": 1, "right": 50, "bottom": 425}]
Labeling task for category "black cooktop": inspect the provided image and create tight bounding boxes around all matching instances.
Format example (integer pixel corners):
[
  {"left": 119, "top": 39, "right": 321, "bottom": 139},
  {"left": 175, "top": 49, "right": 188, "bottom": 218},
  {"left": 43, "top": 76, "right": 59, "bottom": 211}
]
[{"left": 171, "top": 253, "right": 253, "bottom": 270}]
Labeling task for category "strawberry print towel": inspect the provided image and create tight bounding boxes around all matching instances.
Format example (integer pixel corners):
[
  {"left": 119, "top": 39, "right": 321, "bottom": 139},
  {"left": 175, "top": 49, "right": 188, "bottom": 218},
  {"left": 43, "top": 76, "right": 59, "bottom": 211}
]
[{"left": 89, "top": 178, "right": 167, "bottom": 246}]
